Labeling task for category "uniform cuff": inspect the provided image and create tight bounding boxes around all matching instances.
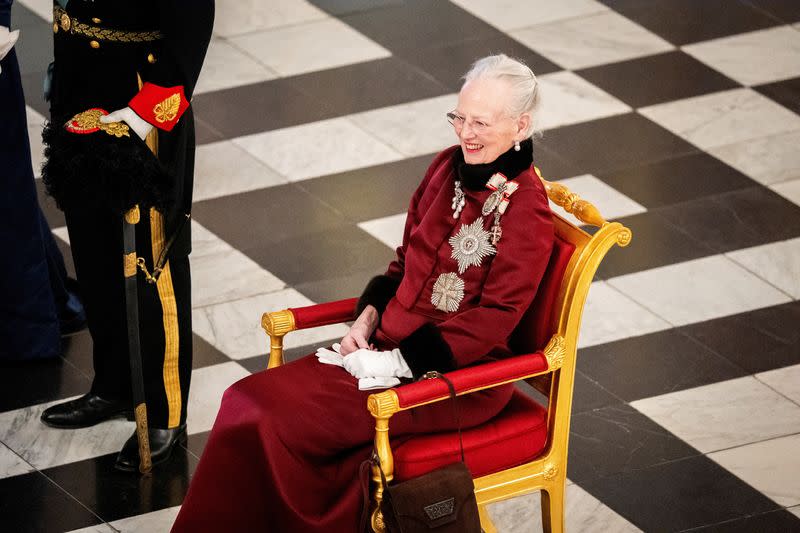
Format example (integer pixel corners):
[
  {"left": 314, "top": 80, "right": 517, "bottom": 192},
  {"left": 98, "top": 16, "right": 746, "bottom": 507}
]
[
  {"left": 128, "top": 82, "right": 189, "bottom": 132},
  {"left": 399, "top": 323, "right": 457, "bottom": 379},
  {"left": 356, "top": 275, "right": 401, "bottom": 316}
]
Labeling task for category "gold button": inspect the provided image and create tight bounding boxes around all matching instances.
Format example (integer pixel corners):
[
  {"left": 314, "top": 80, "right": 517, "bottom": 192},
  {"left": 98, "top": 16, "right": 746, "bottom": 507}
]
[
  {"left": 147, "top": 53, "right": 156, "bottom": 64},
  {"left": 90, "top": 40, "right": 100, "bottom": 49},
  {"left": 91, "top": 17, "right": 101, "bottom": 24},
  {"left": 60, "top": 13, "right": 71, "bottom": 31},
  {"left": 53, "top": 22, "right": 59, "bottom": 33}
]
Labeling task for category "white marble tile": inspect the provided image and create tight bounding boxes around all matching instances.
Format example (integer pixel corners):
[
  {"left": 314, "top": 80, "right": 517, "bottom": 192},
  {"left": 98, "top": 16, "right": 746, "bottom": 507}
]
[
  {"left": 451, "top": 0, "right": 609, "bottom": 32},
  {"left": 28, "top": 124, "right": 45, "bottom": 178},
  {"left": 551, "top": 175, "right": 646, "bottom": 224},
  {"left": 487, "top": 482, "right": 641, "bottom": 533},
  {"left": 228, "top": 18, "right": 391, "bottom": 77},
  {"left": 512, "top": 11, "right": 673, "bottom": 69},
  {"left": 632, "top": 376, "right": 800, "bottom": 453},
  {"left": 193, "top": 38, "right": 278, "bottom": 95},
  {"left": 17, "top": 0, "right": 51, "bottom": 21},
  {"left": 191, "top": 246, "right": 285, "bottom": 308},
  {"left": 790, "top": 505, "right": 800, "bottom": 519},
  {"left": 26, "top": 105, "right": 46, "bottom": 126},
  {"left": 233, "top": 118, "right": 403, "bottom": 182},
  {"left": 190, "top": 220, "right": 230, "bottom": 259},
  {"left": 709, "top": 434, "right": 800, "bottom": 507},
  {"left": 639, "top": 88, "right": 800, "bottom": 150},
  {"left": 358, "top": 213, "right": 406, "bottom": 250},
  {"left": 537, "top": 71, "right": 631, "bottom": 131},
  {"left": 212, "top": 0, "right": 328, "bottom": 38},
  {"left": 757, "top": 364, "right": 800, "bottom": 406},
  {"left": 608, "top": 255, "right": 792, "bottom": 327},
  {"left": 683, "top": 26, "right": 800, "bottom": 86},
  {"left": 0, "top": 442, "right": 34, "bottom": 479},
  {"left": 193, "top": 140, "right": 287, "bottom": 202},
  {"left": 192, "top": 289, "right": 349, "bottom": 360},
  {"left": 772, "top": 179, "right": 800, "bottom": 207},
  {"left": 578, "top": 281, "right": 672, "bottom": 349},
  {"left": 707, "top": 130, "right": 800, "bottom": 186},
  {"left": 0, "top": 396, "right": 134, "bottom": 471},
  {"left": 726, "top": 238, "right": 800, "bottom": 299},
  {"left": 350, "top": 94, "right": 459, "bottom": 157},
  {"left": 67, "top": 506, "right": 180, "bottom": 533},
  {"left": 186, "top": 362, "right": 251, "bottom": 434}
]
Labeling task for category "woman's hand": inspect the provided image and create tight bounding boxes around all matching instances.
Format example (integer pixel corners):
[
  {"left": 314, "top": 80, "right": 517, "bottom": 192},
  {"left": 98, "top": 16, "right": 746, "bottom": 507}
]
[{"left": 340, "top": 305, "right": 379, "bottom": 355}]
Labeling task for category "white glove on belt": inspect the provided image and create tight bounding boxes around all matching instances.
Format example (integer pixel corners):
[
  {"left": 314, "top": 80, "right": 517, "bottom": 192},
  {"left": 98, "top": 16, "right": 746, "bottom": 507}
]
[
  {"left": 315, "top": 344, "right": 409, "bottom": 391},
  {"left": 100, "top": 106, "right": 154, "bottom": 141}
]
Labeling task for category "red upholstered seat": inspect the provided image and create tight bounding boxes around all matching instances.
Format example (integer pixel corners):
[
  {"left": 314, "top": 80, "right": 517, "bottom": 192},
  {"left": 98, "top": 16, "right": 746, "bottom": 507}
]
[{"left": 392, "top": 390, "right": 548, "bottom": 482}]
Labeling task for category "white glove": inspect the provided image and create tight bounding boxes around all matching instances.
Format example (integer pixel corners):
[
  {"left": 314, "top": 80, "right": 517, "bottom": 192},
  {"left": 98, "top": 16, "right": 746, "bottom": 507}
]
[
  {"left": 343, "top": 348, "right": 412, "bottom": 380},
  {"left": 315, "top": 344, "right": 401, "bottom": 390},
  {"left": 100, "top": 106, "right": 153, "bottom": 141},
  {"left": 0, "top": 27, "right": 20, "bottom": 74}
]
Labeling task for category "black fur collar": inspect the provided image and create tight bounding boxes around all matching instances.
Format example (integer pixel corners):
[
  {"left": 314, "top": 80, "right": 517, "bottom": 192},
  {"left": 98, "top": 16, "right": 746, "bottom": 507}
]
[{"left": 453, "top": 139, "right": 533, "bottom": 190}]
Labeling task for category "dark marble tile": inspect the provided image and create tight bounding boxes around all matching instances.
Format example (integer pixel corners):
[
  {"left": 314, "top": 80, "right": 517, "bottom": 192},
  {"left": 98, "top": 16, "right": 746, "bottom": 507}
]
[
  {"left": 740, "top": 0, "right": 800, "bottom": 23},
  {"left": 294, "top": 268, "right": 381, "bottom": 304},
  {"left": 298, "top": 154, "right": 433, "bottom": 223},
  {"left": 595, "top": 152, "right": 755, "bottom": 209},
  {"left": 0, "top": 355, "right": 91, "bottom": 412},
  {"left": 395, "top": 33, "right": 561, "bottom": 91},
  {"left": 686, "top": 509, "right": 800, "bottom": 532},
  {"left": 185, "top": 430, "right": 211, "bottom": 461},
  {"left": 10, "top": 1, "right": 48, "bottom": 27},
  {"left": 571, "top": 369, "right": 624, "bottom": 415},
  {"left": 531, "top": 143, "right": 582, "bottom": 181},
  {"left": 755, "top": 76, "right": 800, "bottom": 115},
  {"left": 194, "top": 116, "right": 224, "bottom": 146},
  {"left": 580, "top": 455, "right": 782, "bottom": 532},
  {"left": 191, "top": 184, "right": 349, "bottom": 251},
  {"left": 192, "top": 334, "right": 231, "bottom": 370},
  {"left": 245, "top": 225, "right": 394, "bottom": 286},
  {"left": 594, "top": 211, "right": 716, "bottom": 279},
  {"left": 21, "top": 71, "right": 50, "bottom": 117},
  {"left": 656, "top": 186, "right": 800, "bottom": 254},
  {"left": 10, "top": 5, "right": 53, "bottom": 77},
  {"left": 0, "top": 470, "right": 102, "bottom": 533},
  {"left": 577, "top": 330, "right": 746, "bottom": 402},
  {"left": 290, "top": 57, "right": 449, "bottom": 116},
  {"left": 600, "top": 0, "right": 781, "bottom": 45},
  {"left": 60, "top": 329, "right": 94, "bottom": 378},
  {"left": 237, "top": 339, "right": 340, "bottom": 376},
  {"left": 45, "top": 451, "right": 196, "bottom": 523},
  {"left": 576, "top": 51, "right": 740, "bottom": 108},
  {"left": 191, "top": 78, "right": 334, "bottom": 139},
  {"left": 341, "top": 0, "right": 499, "bottom": 54},
  {"left": 679, "top": 301, "right": 800, "bottom": 374},
  {"left": 567, "top": 404, "right": 698, "bottom": 484},
  {"left": 310, "top": 0, "right": 405, "bottom": 16},
  {"left": 544, "top": 113, "right": 700, "bottom": 176},
  {"left": 36, "top": 178, "right": 66, "bottom": 230}
]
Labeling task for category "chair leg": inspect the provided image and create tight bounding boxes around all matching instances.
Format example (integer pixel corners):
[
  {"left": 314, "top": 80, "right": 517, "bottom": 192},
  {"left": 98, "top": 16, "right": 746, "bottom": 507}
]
[
  {"left": 540, "top": 484, "right": 565, "bottom": 533},
  {"left": 478, "top": 504, "right": 498, "bottom": 533}
]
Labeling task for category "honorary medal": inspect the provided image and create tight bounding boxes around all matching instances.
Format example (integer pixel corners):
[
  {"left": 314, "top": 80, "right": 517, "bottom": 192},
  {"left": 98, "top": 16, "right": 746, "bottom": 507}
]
[
  {"left": 431, "top": 272, "right": 465, "bottom": 313},
  {"left": 449, "top": 218, "right": 497, "bottom": 274}
]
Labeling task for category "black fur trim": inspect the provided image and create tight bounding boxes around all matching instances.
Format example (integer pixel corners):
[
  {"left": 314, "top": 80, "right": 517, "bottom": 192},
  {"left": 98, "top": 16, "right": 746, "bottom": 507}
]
[
  {"left": 399, "top": 323, "right": 457, "bottom": 379},
  {"left": 41, "top": 116, "right": 175, "bottom": 215},
  {"left": 452, "top": 139, "right": 534, "bottom": 190},
  {"left": 356, "top": 275, "right": 401, "bottom": 315}
]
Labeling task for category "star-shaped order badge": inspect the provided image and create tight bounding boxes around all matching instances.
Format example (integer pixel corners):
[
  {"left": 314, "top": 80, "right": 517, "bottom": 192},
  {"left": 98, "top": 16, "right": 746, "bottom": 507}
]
[
  {"left": 449, "top": 218, "right": 497, "bottom": 274},
  {"left": 431, "top": 272, "right": 465, "bottom": 313}
]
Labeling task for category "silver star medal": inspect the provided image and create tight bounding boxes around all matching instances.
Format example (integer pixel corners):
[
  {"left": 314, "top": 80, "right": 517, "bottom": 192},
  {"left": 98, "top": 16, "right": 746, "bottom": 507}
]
[
  {"left": 431, "top": 272, "right": 465, "bottom": 313},
  {"left": 449, "top": 218, "right": 497, "bottom": 274}
]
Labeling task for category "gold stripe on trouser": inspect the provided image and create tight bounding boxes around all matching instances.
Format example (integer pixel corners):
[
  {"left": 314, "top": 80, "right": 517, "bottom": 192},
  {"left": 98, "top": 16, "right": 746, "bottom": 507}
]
[{"left": 150, "top": 207, "right": 182, "bottom": 428}]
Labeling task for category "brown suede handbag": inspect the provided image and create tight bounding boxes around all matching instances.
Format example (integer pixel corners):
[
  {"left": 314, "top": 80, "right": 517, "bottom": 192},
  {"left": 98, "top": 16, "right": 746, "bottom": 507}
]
[{"left": 372, "top": 372, "right": 482, "bottom": 533}]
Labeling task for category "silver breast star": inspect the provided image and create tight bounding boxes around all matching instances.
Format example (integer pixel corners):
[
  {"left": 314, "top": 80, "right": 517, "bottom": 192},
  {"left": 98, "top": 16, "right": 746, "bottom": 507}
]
[
  {"left": 448, "top": 218, "right": 497, "bottom": 274},
  {"left": 431, "top": 272, "right": 465, "bottom": 313}
]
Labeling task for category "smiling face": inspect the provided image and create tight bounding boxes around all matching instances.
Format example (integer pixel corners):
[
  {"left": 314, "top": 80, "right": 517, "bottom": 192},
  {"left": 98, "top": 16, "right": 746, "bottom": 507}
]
[{"left": 453, "top": 77, "right": 529, "bottom": 165}]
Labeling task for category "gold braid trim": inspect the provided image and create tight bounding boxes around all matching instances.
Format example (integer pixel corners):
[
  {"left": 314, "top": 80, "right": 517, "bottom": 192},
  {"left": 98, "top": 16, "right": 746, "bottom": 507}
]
[{"left": 54, "top": 7, "right": 164, "bottom": 43}]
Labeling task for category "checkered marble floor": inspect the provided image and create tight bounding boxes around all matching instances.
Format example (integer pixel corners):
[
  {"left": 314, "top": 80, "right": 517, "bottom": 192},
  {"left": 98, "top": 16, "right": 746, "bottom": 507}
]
[{"left": 4, "top": 0, "right": 800, "bottom": 531}]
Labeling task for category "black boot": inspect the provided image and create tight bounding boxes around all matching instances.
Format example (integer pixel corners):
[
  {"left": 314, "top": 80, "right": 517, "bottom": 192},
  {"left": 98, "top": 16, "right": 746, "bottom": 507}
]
[
  {"left": 114, "top": 425, "right": 188, "bottom": 473},
  {"left": 41, "top": 393, "right": 133, "bottom": 428}
]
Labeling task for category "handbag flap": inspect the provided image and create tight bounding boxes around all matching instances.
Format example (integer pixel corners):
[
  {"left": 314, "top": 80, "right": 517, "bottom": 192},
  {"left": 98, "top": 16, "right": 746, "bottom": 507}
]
[{"left": 384, "top": 462, "right": 477, "bottom": 528}]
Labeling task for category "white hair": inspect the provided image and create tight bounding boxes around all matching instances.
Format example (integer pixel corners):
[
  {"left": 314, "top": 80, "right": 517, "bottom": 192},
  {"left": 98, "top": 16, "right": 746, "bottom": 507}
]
[{"left": 463, "top": 54, "right": 542, "bottom": 138}]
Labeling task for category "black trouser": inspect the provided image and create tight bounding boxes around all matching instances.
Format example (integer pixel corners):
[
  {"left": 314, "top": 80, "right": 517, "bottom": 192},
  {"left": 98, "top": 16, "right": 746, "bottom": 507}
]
[{"left": 65, "top": 206, "right": 192, "bottom": 429}]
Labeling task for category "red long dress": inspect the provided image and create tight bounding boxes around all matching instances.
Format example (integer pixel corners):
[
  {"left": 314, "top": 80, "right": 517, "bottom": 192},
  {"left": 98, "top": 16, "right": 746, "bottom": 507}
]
[{"left": 172, "top": 145, "right": 554, "bottom": 532}]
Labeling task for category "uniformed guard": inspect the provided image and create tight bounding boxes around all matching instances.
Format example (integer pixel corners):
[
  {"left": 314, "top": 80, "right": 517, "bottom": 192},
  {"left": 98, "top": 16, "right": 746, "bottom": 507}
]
[{"left": 40, "top": 0, "right": 214, "bottom": 472}]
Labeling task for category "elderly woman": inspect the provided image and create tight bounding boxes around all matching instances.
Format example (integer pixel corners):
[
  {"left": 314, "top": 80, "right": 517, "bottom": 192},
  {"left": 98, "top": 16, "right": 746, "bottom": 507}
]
[{"left": 172, "top": 54, "right": 554, "bottom": 532}]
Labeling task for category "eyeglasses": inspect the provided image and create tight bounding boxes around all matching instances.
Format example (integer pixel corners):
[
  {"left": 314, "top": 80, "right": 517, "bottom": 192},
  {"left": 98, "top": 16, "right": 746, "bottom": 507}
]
[{"left": 446, "top": 111, "right": 493, "bottom": 135}]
